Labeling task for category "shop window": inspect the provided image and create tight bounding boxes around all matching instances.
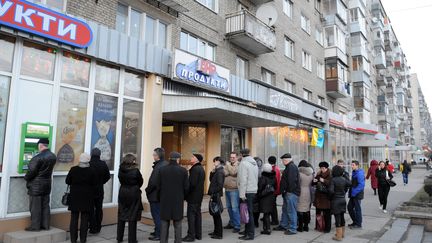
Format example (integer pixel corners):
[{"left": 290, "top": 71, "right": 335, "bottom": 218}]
[
  {"left": 0, "top": 76, "right": 11, "bottom": 172},
  {"left": 124, "top": 71, "right": 145, "bottom": 99},
  {"left": 0, "top": 36, "right": 15, "bottom": 72},
  {"left": 220, "top": 126, "right": 245, "bottom": 161},
  {"left": 95, "top": 62, "right": 120, "bottom": 93},
  {"left": 54, "top": 88, "right": 88, "bottom": 171},
  {"left": 121, "top": 100, "right": 143, "bottom": 167},
  {"left": 8, "top": 177, "right": 29, "bottom": 213},
  {"left": 91, "top": 94, "right": 118, "bottom": 170},
  {"left": 61, "top": 52, "right": 90, "bottom": 87},
  {"left": 21, "top": 42, "right": 56, "bottom": 80}
]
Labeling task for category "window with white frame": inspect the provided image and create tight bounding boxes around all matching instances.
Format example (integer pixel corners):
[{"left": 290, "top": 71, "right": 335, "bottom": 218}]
[
  {"left": 350, "top": 8, "right": 360, "bottom": 22},
  {"left": 301, "top": 14, "right": 311, "bottom": 34},
  {"left": 283, "top": 0, "right": 293, "bottom": 18},
  {"left": 261, "top": 68, "right": 275, "bottom": 85},
  {"left": 318, "top": 96, "right": 325, "bottom": 106},
  {"left": 315, "top": 28, "right": 324, "bottom": 46},
  {"left": 302, "top": 50, "right": 312, "bottom": 71},
  {"left": 303, "top": 89, "right": 312, "bottom": 101},
  {"left": 180, "top": 31, "right": 215, "bottom": 61},
  {"left": 28, "top": 0, "right": 65, "bottom": 11},
  {"left": 284, "top": 37, "right": 295, "bottom": 60},
  {"left": 196, "top": 0, "right": 218, "bottom": 12},
  {"left": 115, "top": 4, "right": 168, "bottom": 48},
  {"left": 324, "top": 25, "right": 346, "bottom": 54},
  {"left": 317, "top": 61, "right": 325, "bottom": 79},
  {"left": 236, "top": 56, "right": 248, "bottom": 80},
  {"left": 314, "top": 0, "right": 321, "bottom": 12},
  {"left": 284, "top": 80, "right": 295, "bottom": 94}
]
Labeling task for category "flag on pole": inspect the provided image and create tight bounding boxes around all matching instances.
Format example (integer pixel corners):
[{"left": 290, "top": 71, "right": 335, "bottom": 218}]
[{"left": 311, "top": 128, "right": 325, "bottom": 148}]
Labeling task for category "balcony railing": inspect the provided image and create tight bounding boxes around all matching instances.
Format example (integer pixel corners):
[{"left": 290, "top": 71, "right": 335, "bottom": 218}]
[
  {"left": 326, "top": 78, "right": 350, "bottom": 98},
  {"left": 226, "top": 10, "right": 276, "bottom": 55},
  {"left": 374, "top": 48, "right": 386, "bottom": 69}
]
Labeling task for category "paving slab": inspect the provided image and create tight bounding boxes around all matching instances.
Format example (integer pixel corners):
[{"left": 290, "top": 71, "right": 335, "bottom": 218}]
[
  {"left": 402, "top": 225, "right": 424, "bottom": 243},
  {"left": 4, "top": 227, "right": 66, "bottom": 243}
]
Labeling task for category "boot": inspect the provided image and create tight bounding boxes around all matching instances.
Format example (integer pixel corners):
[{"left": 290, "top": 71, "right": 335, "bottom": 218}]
[
  {"left": 303, "top": 211, "right": 310, "bottom": 232},
  {"left": 297, "top": 212, "right": 303, "bottom": 232},
  {"left": 341, "top": 226, "right": 345, "bottom": 238},
  {"left": 332, "top": 227, "right": 342, "bottom": 241}
]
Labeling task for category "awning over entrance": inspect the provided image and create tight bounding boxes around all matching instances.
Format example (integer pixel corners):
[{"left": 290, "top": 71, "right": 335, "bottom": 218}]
[{"left": 162, "top": 95, "right": 298, "bottom": 127}]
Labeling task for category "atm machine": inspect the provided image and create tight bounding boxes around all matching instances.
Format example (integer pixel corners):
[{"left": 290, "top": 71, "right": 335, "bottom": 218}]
[{"left": 18, "top": 122, "right": 52, "bottom": 173}]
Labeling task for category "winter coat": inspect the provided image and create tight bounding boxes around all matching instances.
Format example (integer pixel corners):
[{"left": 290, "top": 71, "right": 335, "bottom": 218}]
[
  {"left": 208, "top": 166, "right": 225, "bottom": 197},
  {"left": 297, "top": 166, "right": 314, "bottom": 212},
  {"left": 186, "top": 162, "right": 205, "bottom": 204},
  {"left": 224, "top": 161, "right": 239, "bottom": 191},
  {"left": 66, "top": 166, "right": 97, "bottom": 212},
  {"left": 313, "top": 169, "right": 332, "bottom": 209},
  {"left": 159, "top": 161, "right": 189, "bottom": 221},
  {"left": 24, "top": 149, "right": 57, "bottom": 196},
  {"left": 328, "top": 175, "right": 351, "bottom": 215},
  {"left": 145, "top": 159, "right": 168, "bottom": 203},
  {"left": 376, "top": 168, "right": 393, "bottom": 188},
  {"left": 118, "top": 164, "right": 144, "bottom": 221},
  {"left": 280, "top": 162, "right": 300, "bottom": 196},
  {"left": 366, "top": 160, "right": 379, "bottom": 189},
  {"left": 257, "top": 171, "right": 276, "bottom": 213},
  {"left": 402, "top": 162, "right": 411, "bottom": 174},
  {"left": 237, "top": 156, "right": 258, "bottom": 199},
  {"left": 89, "top": 156, "right": 111, "bottom": 198},
  {"left": 349, "top": 169, "right": 365, "bottom": 199},
  {"left": 272, "top": 165, "right": 281, "bottom": 195}
]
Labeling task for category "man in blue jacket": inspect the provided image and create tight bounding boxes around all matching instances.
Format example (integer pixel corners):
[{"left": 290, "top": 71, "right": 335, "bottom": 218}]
[{"left": 348, "top": 160, "right": 365, "bottom": 229}]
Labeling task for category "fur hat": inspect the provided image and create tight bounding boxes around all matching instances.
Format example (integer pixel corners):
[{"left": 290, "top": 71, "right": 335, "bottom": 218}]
[{"left": 262, "top": 163, "right": 273, "bottom": 173}]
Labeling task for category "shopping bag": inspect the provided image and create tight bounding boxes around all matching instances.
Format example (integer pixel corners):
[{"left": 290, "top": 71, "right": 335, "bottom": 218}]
[
  {"left": 316, "top": 212, "right": 325, "bottom": 232},
  {"left": 240, "top": 202, "right": 249, "bottom": 224}
]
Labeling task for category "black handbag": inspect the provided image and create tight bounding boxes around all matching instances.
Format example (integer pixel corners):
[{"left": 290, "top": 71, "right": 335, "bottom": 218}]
[
  {"left": 209, "top": 194, "right": 223, "bottom": 216},
  {"left": 261, "top": 184, "right": 275, "bottom": 197},
  {"left": 386, "top": 179, "right": 396, "bottom": 187},
  {"left": 316, "top": 182, "right": 329, "bottom": 194},
  {"left": 62, "top": 185, "right": 70, "bottom": 206}
]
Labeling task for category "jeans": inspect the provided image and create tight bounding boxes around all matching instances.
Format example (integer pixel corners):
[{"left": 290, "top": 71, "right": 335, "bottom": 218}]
[
  {"left": 89, "top": 196, "right": 104, "bottom": 233},
  {"left": 29, "top": 195, "right": 50, "bottom": 230},
  {"left": 281, "top": 193, "right": 298, "bottom": 233},
  {"left": 378, "top": 185, "right": 390, "bottom": 210},
  {"left": 161, "top": 220, "right": 182, "bottom": 243},
  {"left": 186, "top": 203, "right": 202, "bottom": 239},
  {"left": 225, "top": 190, "right": 240, "bottom": 230},
  {"left": 334, "top": 213, "right": 345, "bottom": 227},
  {"left": 348, "top": 198, "right": 362, "bottom": 227},
  {"left": 403, "top": 173, "right": 409, "bottom": 184},
  {"left": 116, "top": 220, "right": 137, "bottom": 243},
  {"left": 150, "top": 202, "right": 161, "bottom": 237},
  {"left": 70, "top": 211, "right": 89, "bottom": 243},
  {"left": 245, "top": 193, "right": 256, "bottom": 238}
]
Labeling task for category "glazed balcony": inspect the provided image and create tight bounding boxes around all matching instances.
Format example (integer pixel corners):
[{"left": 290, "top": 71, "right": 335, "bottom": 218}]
[
  {"left": 374, "top": 48, "right": 386, "bottom": 69},
  {"left": 326, "top": 78, "right": 350, "bottom": 98},
  {"left": 226, "top": 10, "right": 276, "bottom": 55},
  {"left": 376, "top": 73, "right": 387, "bottom": 86}
]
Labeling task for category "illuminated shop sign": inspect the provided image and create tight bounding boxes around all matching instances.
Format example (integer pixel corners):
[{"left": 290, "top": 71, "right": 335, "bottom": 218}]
[
  {"left": 173, "top": 49, "right": 230, "bottom": 93},
  {"left": 0, "top": 0, "right": 93, "bottom": 48}
]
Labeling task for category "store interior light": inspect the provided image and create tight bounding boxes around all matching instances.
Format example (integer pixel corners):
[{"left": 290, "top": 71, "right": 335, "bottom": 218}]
[
  {"left": 71, "top": 107, "right": 79, "bottom": 111},
  {"left": 25, "top": 138, "right": 39, "bottom": 143}
]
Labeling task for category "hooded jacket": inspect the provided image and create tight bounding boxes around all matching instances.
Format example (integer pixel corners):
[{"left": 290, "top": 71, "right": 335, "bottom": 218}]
[
  {"left": 237, "top": 156, "right": 258, "bottom": 199},
  {"left": 366, "top": 160, "right": 379, "bottom": 189},
  {"left": 297, "top": 166, "right": 314, "bottom": 212}
]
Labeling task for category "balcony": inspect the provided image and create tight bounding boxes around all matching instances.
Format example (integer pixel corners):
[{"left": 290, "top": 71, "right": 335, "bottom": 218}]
[
  {"left": 350, "top": 19, "right": 367, "bottom": 37},
  {"left": 351, "top": 70, "right": 370, "bottom": 85},
  {"left": 351, "top": 44, "right": 368, "bottom": 58},
  {"left": 376, "top": 73, "right": 387, "bottom": 86},
  {"left": 248, "top": 0, "right": 273, "bottom": 5},
  {"left": 226, "top": 10, "right": 276, "bottom": 55},
  {"left": 325, "top": 47, "right": 348, "bottom": 65},
  {"left": 378, "top": 94, "right": 388, "bottom": 103},
  {"left": 326, "top": 79, "right": 350, "bottom": 98},
  {"left": 373, "top": 33, "right": 384, "bottom": 48},
  {"left": 374, "top": 48, "right": 386, "bottom": 69},
  {"left": 354, "top": 97, "right": 371, "bottom": 111}
]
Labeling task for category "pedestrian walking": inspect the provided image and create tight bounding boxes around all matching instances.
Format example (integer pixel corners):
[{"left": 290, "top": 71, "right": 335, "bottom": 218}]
[
  {"left": 297, "top": 160, "right": 313, "bottom": 232},
  {"left": 274, "top": 153, "right": 300, "bottom": 235},
  {"left": 116, "top": 154, "right": 143, "bottom": 243},
  {"left": 237, "top": 148, "right": 258, "bottom": 241},
  {"left": 208, "top": 157, "right": 225, "bottom": 239},
  {"left": 253, "top": 157, "right": 264, "bottom": 228},
  {"left": 223, "top": 152, "right": 241, "bottom": 233},
  {"left": 145, "top": 148, "right": 168, "bottom": 241},
  {"left": 328, "top": 165, "right": 351, "bottom": 241},
  {"left": 401, "top": 160, "right": 411, "bottom": 185},
  {"left": 183, "top": 154, "right": 205, "bottom": 242},
  {"left": 159, "top": 152, "right": 189, "bottom": 243},
  {"left": 366, "top": 160, "right": 379, "bottom": 195},
  {"left": 268, "top": 156, "right": 281, "bottom": 226},
  {"left": 313, "top": 161, "right": 332, "bottom": 233},
  {"left": 376, "top": 161, "right": 393, "bottom": 214},
  {"left": 24, "top": 138, "right": 57, "bottom": 231},
  {"left": 257, "top": 163, "right": 276, "bottom": 235},
  {"left": 66, "top": 153, "right": 97, "bottom": 243},
  {"left": 89, "top": 148, "right": 111, "bottom": 234},
  {"left": 348, "top": 160, "right": 365, "bottom": 229}
]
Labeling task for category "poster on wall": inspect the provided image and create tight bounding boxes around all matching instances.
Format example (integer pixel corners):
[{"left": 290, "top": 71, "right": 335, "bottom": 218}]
[
  {"left": 0, "top": 76, "right": 11, "bottom": 172},
  {"left": 55, "top": 88, "right": 87, "bottom": 171},
  {"left": 91, "top": 94, "right": 117, "bottom": 169},
  {"left": 121, "top": 101, "right": 142, "bottom": 165}
]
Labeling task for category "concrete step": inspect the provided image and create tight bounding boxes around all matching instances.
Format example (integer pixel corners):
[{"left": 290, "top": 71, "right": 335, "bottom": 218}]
[
  {"left": 402, "top": 225, "right": 424, "bottom": 243},
  {"left": 4, "top": 227, "right": 66, "bottom": 243},
  {"left": 376, "top": 218, "right": 410, "bottom": 243},
  {"left": 423, "top": 232, "right": 432, "bottom": 243}
]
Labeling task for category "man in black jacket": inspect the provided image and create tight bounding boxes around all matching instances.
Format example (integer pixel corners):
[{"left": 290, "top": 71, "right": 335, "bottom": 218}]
[
  {"left": 275, "top": 153, "right": 300, "bottom": 235},
  {"left": 89, "top": 148, "right": 111, "bottom": 234},
  {"left": 24, "top": 138, "right": 57, "bottom": 231},
  {"left": 145, "top": 147, "right": 168, "bottom": 241},
  {"left": 183, "top": 154, "right": 205, "bottom": 242}
]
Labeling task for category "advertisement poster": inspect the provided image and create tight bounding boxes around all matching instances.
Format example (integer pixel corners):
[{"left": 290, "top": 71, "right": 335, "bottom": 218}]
[
  {"left": 91, "top": 94, "right": 117, "bottom": 169},
  {"left": 55, "top": 88, "right": 87, "bottom": 171},
  {"left": 122, "top": 100, "right": 142, "bottom": 165},
  {"left": 0, "top": 76, "right": 11, "bottom": 172}
]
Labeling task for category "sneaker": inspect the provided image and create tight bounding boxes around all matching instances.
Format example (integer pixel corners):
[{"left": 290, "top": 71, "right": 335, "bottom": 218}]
[
  {"left": 383, "top": 209, "right": 388, "bottom": 214},
  {"left": 379, "top": 205, "right": 383, "bottom": 210}
]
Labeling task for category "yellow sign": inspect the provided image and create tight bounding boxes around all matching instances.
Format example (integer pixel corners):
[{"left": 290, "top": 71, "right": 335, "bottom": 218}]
[{"left": 162, "top": 126, "right": 174, "bottom": 133}]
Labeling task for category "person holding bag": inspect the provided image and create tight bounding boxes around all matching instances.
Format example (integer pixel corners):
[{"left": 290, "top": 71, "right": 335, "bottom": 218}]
[
  {"left": 297, "top": 160, "right": 314, "bottom": 232},
  {"left": 313, "top": 161, "right": 332, "bottom": 233},
  {"left": 208, "top": 157, "right": 225, "bottom": 239},
  {"left": 257, "top": 163, "right": 276, "bottom": 235},
  {"left": 376, "top": 161, "right": 393, "bottom": 214}
]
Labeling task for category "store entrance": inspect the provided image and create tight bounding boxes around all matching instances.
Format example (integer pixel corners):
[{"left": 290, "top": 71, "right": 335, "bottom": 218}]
[{"left": 220, "top": 126, "right": 246, "bottom": 162}]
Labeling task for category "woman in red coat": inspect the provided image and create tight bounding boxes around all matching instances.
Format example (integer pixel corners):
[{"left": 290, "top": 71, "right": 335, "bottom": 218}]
[{"left": 366, "top": 160, "right": 379, "bottom": 195}]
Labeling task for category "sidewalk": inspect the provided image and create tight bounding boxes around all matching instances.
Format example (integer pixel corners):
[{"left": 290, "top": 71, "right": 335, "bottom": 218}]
[{"left": 64, "top": 167, "right": 428, "bottom": 243}]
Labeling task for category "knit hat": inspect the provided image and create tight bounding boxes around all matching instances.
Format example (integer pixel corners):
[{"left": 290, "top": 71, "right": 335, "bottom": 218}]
[
  {"left": 268, "top": 156, "right": 277, "bottom": 165},
  {"left": 193, "top": 153, "right": 203, "bottom": 163},
  {"left": 262, "top": 163, "right": 272, "bottom": 173}
]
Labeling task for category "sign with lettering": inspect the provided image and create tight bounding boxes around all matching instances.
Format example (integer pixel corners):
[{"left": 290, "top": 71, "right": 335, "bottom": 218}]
[
  {"left": 173, "top": 49, "right": 230, "bottom": 93},
  {"left": 0, "top": 0, "right": 93, "bottom": 48},
  {"left": 268, "top": 89, "right": 301, "bottom": 114}
]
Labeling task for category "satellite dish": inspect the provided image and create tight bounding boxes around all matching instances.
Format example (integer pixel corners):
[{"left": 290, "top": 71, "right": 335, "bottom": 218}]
[{"left": 256, "top": 2, "right": 278, "bottom": 27}]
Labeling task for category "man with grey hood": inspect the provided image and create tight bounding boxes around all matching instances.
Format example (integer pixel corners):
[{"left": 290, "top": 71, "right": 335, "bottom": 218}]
[{"left": 237, "top": 148, "right": 258, "bottom": 241}]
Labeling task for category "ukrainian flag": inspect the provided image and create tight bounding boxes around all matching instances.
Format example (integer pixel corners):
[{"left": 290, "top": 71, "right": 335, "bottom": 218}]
[{"left": 311, "top": 128, "right": 325, "bottom": 148}]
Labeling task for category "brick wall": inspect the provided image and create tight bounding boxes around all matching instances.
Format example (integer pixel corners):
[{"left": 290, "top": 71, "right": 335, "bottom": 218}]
[{"left": 67, "top": 0, "right": 117, "bottom": 28}]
